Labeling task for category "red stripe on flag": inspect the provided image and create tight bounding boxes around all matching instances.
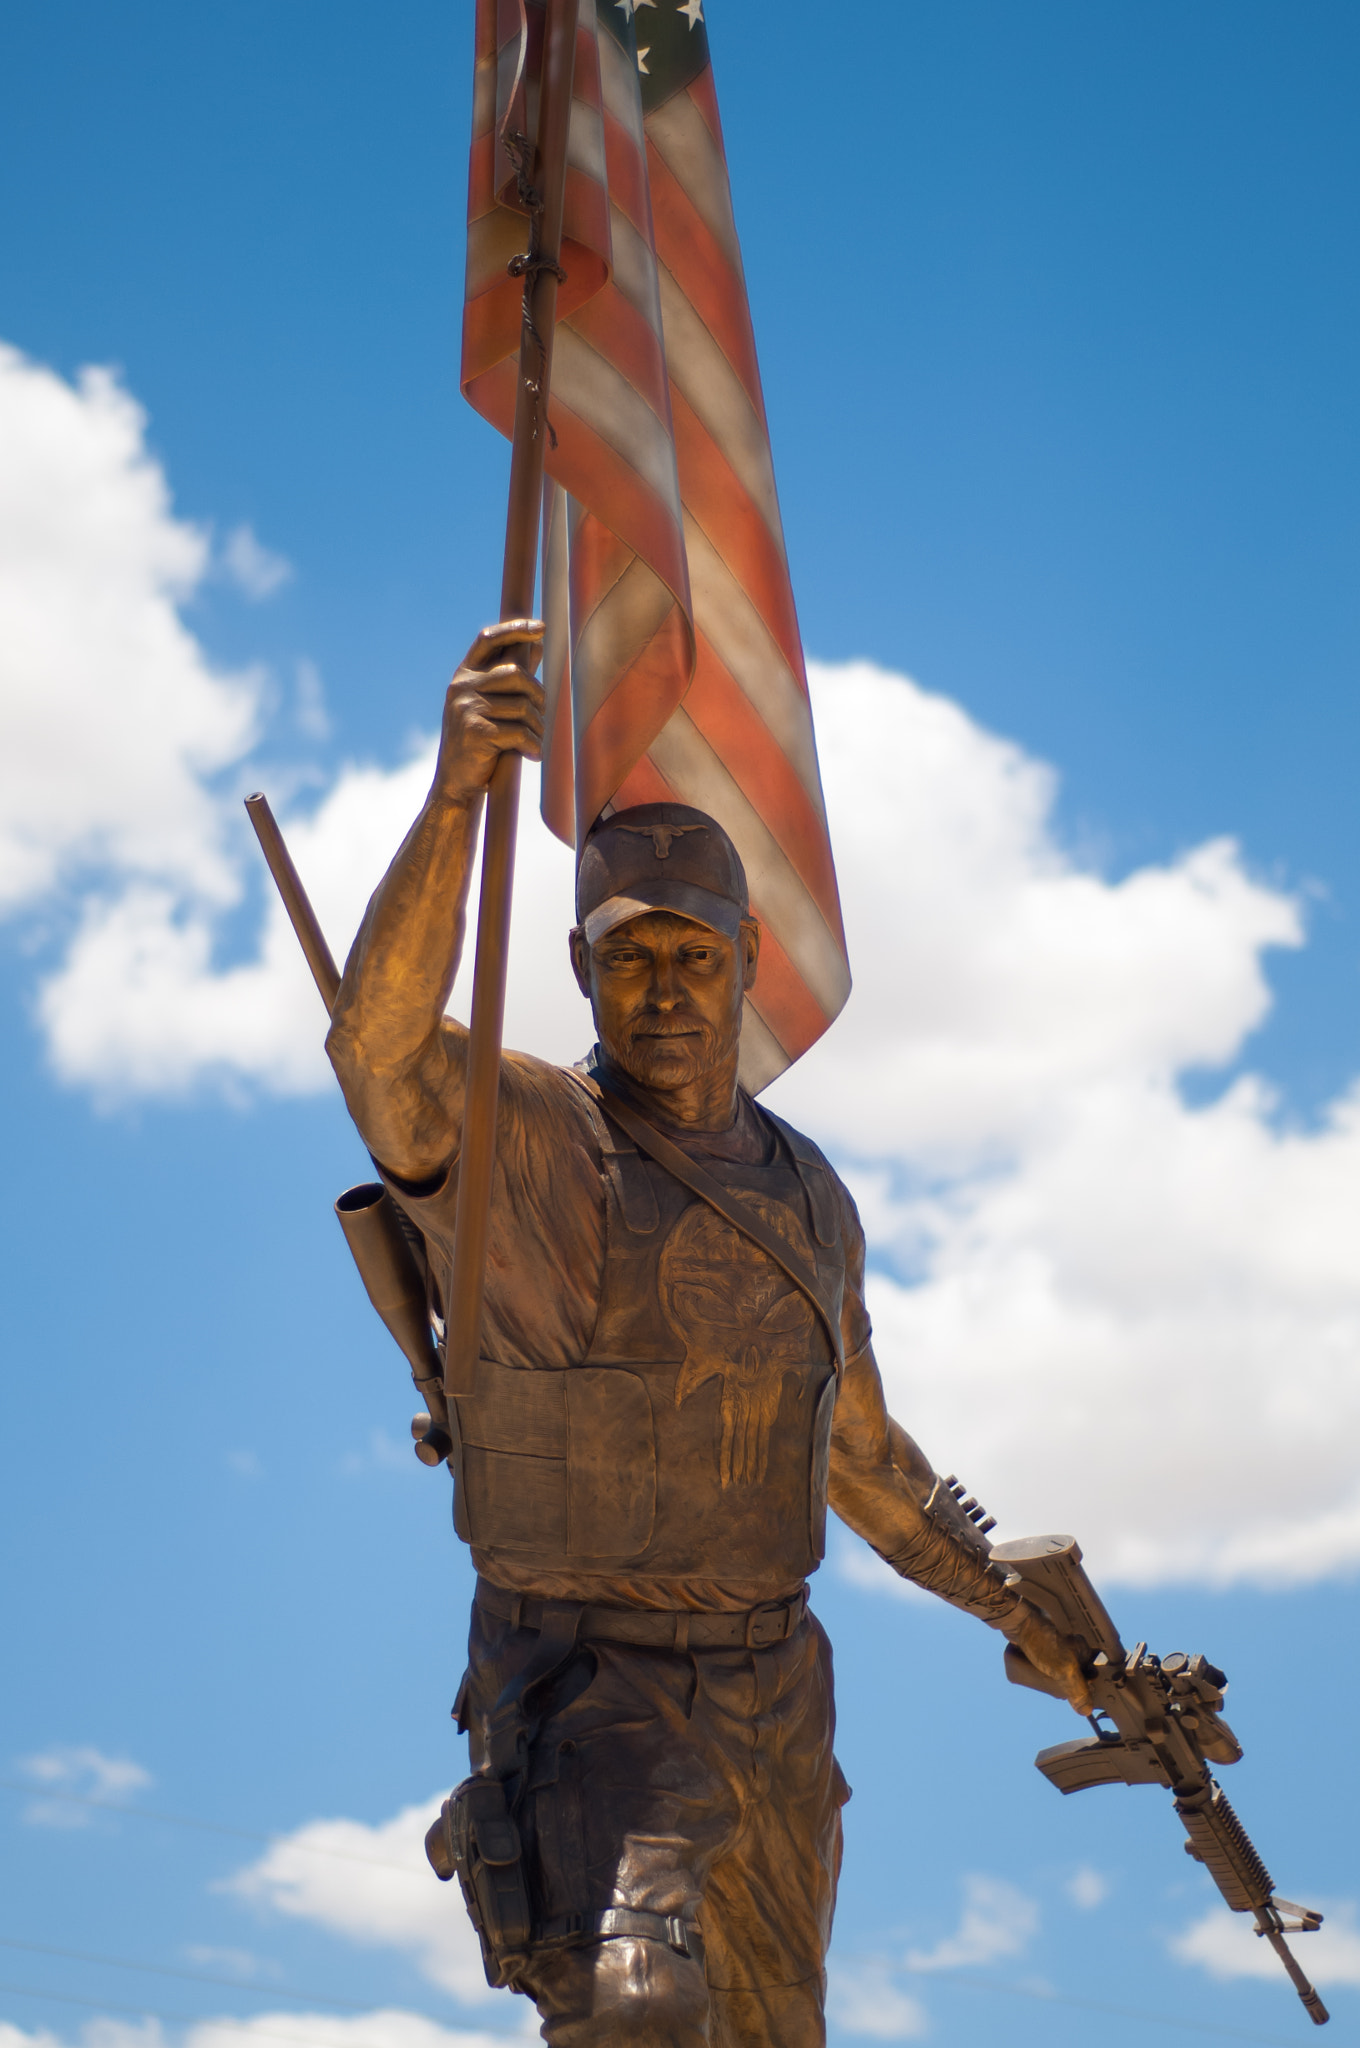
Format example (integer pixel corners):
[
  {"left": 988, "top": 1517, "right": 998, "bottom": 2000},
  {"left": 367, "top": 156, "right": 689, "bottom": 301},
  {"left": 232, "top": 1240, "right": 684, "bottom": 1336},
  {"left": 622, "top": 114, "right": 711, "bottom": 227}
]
[
  {"left": 683, "top": 67, "right": 726, "bottom": 154},
  {"left": 567, "top": 283, "right": 672, "bottom": 429},
  {"left": 646, "top": 148, "right": 764, "bottom": 417},
  {"left": 600, "top": 109, "right": 652, "bottom": 240},
  {"left": 687, "top": 638, "right": 845, "bottom": 942},
  {"left": 744, "top": 921, "right": 832, "bottom": 1062},
  {"left": 467, "top": 361, "right": 690, "bottom": 601},
  {"left": 572, "top": 603, "right": 693, "bottom": 829},
  {"left": 669, "top": 387, "right": 804, "bottom": 687}
]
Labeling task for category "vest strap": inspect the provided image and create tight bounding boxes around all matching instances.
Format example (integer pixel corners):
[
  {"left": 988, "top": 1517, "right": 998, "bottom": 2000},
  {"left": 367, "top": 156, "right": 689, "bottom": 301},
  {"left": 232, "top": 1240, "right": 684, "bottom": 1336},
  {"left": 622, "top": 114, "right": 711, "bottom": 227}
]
[{"left": 570, "top": 1072, "right": 844, "bottom": 1371}]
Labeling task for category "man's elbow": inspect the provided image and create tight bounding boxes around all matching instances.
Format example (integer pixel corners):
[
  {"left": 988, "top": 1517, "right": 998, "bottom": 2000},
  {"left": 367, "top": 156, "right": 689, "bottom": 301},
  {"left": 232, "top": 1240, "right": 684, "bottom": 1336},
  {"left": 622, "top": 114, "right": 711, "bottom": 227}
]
[{"left": 325, "top": 1013, "right": 364, "bottom": 1095}]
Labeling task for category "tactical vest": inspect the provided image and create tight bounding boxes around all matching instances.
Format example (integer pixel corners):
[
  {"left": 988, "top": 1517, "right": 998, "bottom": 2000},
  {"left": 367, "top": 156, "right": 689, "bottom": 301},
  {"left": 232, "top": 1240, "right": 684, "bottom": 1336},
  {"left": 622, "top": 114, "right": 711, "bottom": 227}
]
[{"left": 450, "top": 1093, "right": 844, "bottom": 1591}]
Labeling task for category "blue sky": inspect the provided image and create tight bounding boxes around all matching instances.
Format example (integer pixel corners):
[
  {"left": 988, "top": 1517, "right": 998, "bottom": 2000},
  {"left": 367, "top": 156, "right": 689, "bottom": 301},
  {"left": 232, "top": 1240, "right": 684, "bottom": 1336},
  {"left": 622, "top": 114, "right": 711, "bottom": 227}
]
[{"left": 2, "top": 4, "right": 1358, "bottom": 2046}]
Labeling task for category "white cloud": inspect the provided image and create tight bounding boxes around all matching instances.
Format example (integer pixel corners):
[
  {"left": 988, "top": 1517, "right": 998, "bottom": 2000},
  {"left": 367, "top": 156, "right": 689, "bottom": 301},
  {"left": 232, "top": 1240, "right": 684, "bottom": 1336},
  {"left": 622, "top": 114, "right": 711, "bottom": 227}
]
[
  {"left": 827, "top": 1959, "right": 928, "bottom": 2039},
  {"left": 9, "top": 344, "right": 1360, "bottom": 1589},
  {"left": 226, "top": 1796, "right": 495, "bottom": 2005},
  {"left": 221, "top": 523, "right": 294, "bottom": 600},
  {"left": 763, "top": 662, "right": 1360, "bottom": 1589},
  {"left": 904, "top": 1872, "right": 1039, "bottom": 1972},
  {"left": 1065, "top": 1865, "right": 1109, "bottom": 1910},
  {"left": 295, "top": 658, "right": 331, "bottom": 739},
  {"left": 18, "top": 1744, "right": 152, "bottom": 1825},
  {"left": 1173, "top": 1901, "right": 1360, "bottom": 1988},
  {"left": 0, "top": 2017, "right": 520, "bottom": 2048},
  {"left": 0, "top": 343, "right": 259, "bottom": 913}
]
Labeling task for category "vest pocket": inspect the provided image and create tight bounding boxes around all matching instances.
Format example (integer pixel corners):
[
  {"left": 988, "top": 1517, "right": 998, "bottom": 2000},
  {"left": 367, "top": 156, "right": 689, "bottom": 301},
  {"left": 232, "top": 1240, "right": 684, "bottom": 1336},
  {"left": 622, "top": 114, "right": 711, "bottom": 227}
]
[
  {"left": 565, "top": 1368, "right": 656, "bottom": 1556},
  {"left": 454, "top": 1361, "right": 656, "bottom": 1560}
]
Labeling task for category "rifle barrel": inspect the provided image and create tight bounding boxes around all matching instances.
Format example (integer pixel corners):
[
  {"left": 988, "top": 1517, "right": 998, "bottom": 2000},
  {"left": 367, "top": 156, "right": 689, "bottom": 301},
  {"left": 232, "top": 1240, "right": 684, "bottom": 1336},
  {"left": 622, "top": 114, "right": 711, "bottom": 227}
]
[{"left": 245, "top": 792, "right": 341, "bottom": 1011}]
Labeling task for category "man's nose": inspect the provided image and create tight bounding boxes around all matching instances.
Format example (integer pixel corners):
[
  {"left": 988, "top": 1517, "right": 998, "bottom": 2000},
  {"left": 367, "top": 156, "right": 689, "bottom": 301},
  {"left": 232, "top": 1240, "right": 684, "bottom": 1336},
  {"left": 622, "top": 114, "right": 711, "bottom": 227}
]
[{"left": 647, "top": 952, "right": 683, "bottom": 1009}]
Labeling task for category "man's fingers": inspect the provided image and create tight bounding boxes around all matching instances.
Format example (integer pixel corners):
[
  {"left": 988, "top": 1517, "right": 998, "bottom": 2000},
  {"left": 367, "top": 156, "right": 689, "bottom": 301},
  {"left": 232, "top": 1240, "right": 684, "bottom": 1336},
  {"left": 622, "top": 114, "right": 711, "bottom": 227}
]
[
  {"left": 452, "top": 684, "right": 544, "bottom": 732},
  {"left": 454, "top": 660, "right": 546, "bottom": 699},
  {"left": 463, "top": 709, "right": 544, "bottom": 756},
  {"left": 461, "top": 619, "right": 545, "bottom": 673}
]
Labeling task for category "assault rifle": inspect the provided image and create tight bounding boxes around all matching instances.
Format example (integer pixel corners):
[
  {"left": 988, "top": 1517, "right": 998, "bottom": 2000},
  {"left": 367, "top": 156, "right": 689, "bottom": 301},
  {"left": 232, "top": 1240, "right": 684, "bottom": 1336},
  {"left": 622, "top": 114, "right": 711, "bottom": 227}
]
[{"left": 962, "top": 1510, "right": 1329, "bottom": 2025}]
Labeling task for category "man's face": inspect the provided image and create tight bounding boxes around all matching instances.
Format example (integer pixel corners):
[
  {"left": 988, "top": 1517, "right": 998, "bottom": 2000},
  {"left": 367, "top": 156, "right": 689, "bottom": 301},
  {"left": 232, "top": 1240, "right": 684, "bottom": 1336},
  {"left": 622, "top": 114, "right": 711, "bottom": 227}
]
[{"left": 571, "top": 910, "right": 760, "bottom": 1092}]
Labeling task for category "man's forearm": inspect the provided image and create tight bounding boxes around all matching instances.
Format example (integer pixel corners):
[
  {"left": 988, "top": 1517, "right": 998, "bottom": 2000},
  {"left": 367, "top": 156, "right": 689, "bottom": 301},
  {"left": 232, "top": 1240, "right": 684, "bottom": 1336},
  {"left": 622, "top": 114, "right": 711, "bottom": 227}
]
[
  {"left": 829, "top": 1351, "right": 1024, "bottom": 1628},
  {"left": 326, "top": 790, "right": 478, "bottom": 1171}
]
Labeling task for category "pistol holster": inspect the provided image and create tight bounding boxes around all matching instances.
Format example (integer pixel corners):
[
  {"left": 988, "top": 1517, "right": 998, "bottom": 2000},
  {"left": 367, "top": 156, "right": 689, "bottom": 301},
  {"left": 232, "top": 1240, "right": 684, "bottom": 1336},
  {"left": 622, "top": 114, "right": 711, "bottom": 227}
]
[{"left": 426, "top": 1775, "right": 533, "bottom": 1987}]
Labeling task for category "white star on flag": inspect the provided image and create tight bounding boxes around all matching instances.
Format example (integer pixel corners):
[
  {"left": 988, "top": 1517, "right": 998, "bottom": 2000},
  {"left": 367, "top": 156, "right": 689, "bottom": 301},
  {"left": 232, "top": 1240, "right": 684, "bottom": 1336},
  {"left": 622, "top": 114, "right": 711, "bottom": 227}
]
[
  {"left": 636, "top": 45, "right": 650, "bottom": 70},
  {"left": 614, "top": 0, "right": 655, "bottom": 15},
  {"left": 677, "top": 0, "right": 704, "bottom": 24}
]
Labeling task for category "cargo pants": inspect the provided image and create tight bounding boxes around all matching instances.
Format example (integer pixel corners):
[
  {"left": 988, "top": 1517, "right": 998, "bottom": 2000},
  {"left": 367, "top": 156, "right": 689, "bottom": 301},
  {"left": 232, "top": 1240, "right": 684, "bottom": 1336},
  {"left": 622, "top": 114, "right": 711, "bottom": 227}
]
[{"left": 459, "top": 1596, "right": 850, "bottom": 2047}]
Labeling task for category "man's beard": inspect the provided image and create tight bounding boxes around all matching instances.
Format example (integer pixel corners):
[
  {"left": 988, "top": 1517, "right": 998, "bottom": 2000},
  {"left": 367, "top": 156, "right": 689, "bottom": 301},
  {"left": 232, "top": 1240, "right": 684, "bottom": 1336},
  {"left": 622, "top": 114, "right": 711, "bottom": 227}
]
[{"left": 608, "top": 1013, "right": 723, "bottom": 1088}]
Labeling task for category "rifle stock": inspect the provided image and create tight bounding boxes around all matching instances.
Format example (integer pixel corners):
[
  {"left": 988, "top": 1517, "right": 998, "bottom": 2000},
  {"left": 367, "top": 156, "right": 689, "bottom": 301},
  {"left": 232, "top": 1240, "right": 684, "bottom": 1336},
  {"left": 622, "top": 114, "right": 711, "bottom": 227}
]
[{"left": 992, "top": 1533, "right": 1329, "bottom": 2025}]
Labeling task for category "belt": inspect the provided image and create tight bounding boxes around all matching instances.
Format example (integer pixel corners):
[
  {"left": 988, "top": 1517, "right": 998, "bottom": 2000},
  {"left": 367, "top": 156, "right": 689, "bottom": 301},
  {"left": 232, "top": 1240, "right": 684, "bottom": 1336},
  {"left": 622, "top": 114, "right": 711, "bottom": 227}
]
[{"left": 475, "top": 1577, "right": 809, "bottom": 1651}]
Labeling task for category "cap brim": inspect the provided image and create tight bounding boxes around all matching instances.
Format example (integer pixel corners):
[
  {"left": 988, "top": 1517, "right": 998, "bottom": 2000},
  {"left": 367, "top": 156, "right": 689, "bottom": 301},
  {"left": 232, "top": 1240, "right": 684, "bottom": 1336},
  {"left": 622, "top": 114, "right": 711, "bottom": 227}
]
[{"left": 582, "top": 880, "right": 744, "bottom": 945}]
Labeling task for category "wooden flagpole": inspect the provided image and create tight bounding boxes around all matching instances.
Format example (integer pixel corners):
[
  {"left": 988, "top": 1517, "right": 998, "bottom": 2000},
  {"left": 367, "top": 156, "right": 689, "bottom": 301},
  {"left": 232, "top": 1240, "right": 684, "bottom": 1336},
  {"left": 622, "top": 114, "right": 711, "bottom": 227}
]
[{"left": 444, "top": 0, "right": 580, "bottom": 1402}]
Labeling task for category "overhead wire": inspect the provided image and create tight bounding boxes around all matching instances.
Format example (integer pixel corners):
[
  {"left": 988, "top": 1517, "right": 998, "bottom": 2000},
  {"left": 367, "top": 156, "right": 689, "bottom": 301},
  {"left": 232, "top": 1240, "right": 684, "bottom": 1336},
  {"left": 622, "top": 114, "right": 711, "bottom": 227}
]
[
  {"left": 0, "top": 1934, "right": 1326, "bottom": 2048},
  {"left": 0, "top": 1985, "right": 518, "bottom": 2048},
  {"left": 0, "top": 1784, "right": 1332, "bottom": 2046},
  {"left": 0, "top": 1781, "right": 421, "bottom": 1875},
  {"left": 0, "top": 1938, "right": 446, "bottom": 2016}
]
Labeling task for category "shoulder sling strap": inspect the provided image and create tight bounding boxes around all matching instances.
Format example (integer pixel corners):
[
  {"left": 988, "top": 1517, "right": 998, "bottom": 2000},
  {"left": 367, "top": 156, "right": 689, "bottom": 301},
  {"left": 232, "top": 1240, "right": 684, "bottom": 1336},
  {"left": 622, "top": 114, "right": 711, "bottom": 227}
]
[{"left": 572, "top": 1072, "right": 844, "bottom": 1372}]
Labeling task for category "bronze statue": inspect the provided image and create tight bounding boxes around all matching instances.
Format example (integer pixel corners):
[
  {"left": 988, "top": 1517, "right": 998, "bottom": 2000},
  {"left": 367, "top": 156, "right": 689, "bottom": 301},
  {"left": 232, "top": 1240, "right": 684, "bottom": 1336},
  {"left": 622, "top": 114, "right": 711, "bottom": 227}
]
[{"left": 322, "top": 619, "right": 1091, "bottom": 2047}]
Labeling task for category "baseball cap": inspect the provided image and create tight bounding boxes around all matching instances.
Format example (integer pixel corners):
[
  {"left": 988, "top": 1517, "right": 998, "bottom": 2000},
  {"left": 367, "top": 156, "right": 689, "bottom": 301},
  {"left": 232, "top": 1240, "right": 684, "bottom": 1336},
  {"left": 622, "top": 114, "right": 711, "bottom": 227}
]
[{"left": 575, "top": 804, "right": 750, "bottom": 945}]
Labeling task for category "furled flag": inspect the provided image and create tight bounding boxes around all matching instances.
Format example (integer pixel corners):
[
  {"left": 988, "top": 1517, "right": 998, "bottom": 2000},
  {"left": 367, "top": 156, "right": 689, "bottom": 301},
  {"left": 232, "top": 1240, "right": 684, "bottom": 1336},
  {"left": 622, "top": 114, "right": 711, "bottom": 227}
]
[{"left": 462, "top": 0, "right": 850, "bottom": 1088}]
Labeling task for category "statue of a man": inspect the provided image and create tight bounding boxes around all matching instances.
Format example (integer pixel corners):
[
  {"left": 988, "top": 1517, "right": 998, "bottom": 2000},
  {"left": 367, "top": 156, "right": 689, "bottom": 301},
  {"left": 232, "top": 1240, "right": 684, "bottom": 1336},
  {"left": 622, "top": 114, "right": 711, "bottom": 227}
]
[{"left": 327, "top": 621, "right": 1089, "bottom": 2048}]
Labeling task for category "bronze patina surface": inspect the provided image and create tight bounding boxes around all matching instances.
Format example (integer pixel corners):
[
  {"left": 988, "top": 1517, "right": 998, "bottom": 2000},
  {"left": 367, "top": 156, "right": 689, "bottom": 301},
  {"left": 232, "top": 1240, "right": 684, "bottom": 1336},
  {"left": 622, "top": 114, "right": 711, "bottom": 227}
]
[{"left": 324, "top": 624, "right": 1089, "bottom": 2046}]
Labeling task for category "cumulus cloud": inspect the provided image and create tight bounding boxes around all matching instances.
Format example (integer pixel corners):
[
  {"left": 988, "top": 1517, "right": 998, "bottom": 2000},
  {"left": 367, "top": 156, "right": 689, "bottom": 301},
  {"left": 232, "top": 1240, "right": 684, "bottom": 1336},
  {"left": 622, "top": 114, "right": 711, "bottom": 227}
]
[
  {"left": 904, "top": 1872, "right": 1039, "bottom": 1972},
  {"left": 1172, "top": 1901, "right": 1360, "bottom": 1989},
  {"left": 0, "top": 343, "right": 259, "bottom": 912},
  {"left": 18, "top": 1744, "right": 152, "bottom": 1826},
  {"left": 1065, "top": 1866, "right": 1109, "bottom": 1910},
  {"left": 221, "top": 523, "right": 294, "bottom": 601},
  {"left": 8, "top": 342, "right": 1360, "bottom": 1589},
  {"left": 226, "top": 1796, "right": 494, "bottom": 2004},
  {"left": 753, "top": 669, "right": 1360, "bottom": 1589},
  {"left": 826, "top": 1959, "right": 928, "bottom": 2039}
]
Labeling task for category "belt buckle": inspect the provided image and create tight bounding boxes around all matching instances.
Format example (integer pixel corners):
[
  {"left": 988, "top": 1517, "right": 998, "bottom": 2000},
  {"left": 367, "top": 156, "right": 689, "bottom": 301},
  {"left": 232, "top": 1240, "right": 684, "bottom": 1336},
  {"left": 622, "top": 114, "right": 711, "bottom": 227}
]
[{"left": 745, "top": 1600, "right": 787, "bottom": 1649}]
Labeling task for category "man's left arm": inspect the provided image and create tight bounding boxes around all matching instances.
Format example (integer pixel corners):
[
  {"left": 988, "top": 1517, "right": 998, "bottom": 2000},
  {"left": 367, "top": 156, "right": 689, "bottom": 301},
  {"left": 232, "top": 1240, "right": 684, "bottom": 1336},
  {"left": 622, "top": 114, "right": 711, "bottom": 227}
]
[{"left": 828, "top": 1342, "right": 1092, "bottom": 1714}]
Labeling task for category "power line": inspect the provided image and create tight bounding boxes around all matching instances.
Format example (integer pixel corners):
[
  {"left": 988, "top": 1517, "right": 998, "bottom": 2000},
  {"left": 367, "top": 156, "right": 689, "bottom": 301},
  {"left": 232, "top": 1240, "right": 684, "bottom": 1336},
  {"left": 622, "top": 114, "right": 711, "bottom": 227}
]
[
  {"left": 0, "top": 1937, "right": 449, "bottom": 2017},
  {"left": 0, "top": 1984, "right": 518, "bottom": 2048},
  {"left": 0, "top": 1786, "right": 1331, "bottom": 2045},
  {"left": 904, "top": 1962, "right": 1324, "bottom": 2047},
  {"left": 0, "top": 1935, "right": 1325, "bottom": 2048},
  {"left": 0, "top": 1781, "right": 422, "bottom": 1875}
]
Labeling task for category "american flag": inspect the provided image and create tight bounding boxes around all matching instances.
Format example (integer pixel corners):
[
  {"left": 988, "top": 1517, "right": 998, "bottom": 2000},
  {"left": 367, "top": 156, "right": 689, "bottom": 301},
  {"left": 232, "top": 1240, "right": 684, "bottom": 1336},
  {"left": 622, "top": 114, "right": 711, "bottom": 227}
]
[{"left": 463, "top": 0, "right": 850, "bottom": 1088}]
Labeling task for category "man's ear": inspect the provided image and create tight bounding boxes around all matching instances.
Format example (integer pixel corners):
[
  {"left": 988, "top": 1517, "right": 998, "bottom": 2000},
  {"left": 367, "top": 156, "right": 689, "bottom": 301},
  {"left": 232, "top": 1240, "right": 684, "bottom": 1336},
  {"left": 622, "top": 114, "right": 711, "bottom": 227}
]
[
  {"left": 740, "top": 918, "right": 761, "bottom": 993},
  {"left": 569, "top": 925, "right": 592, "bottom": 997}
]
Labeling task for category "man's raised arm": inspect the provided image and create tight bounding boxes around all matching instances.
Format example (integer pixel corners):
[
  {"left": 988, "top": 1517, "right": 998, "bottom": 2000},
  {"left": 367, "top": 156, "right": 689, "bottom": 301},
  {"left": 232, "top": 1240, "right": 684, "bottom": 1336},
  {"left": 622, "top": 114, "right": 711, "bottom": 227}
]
[{"left": 325, "top": 622, "right": 544, "bottom": 1182}]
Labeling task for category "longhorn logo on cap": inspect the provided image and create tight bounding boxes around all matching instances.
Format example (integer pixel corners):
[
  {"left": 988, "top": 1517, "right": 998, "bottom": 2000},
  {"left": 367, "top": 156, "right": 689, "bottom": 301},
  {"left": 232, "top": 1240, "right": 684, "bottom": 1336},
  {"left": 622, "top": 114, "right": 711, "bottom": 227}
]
[{"left": 619, "top": 822, "right": 705, "bottom": 860}]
